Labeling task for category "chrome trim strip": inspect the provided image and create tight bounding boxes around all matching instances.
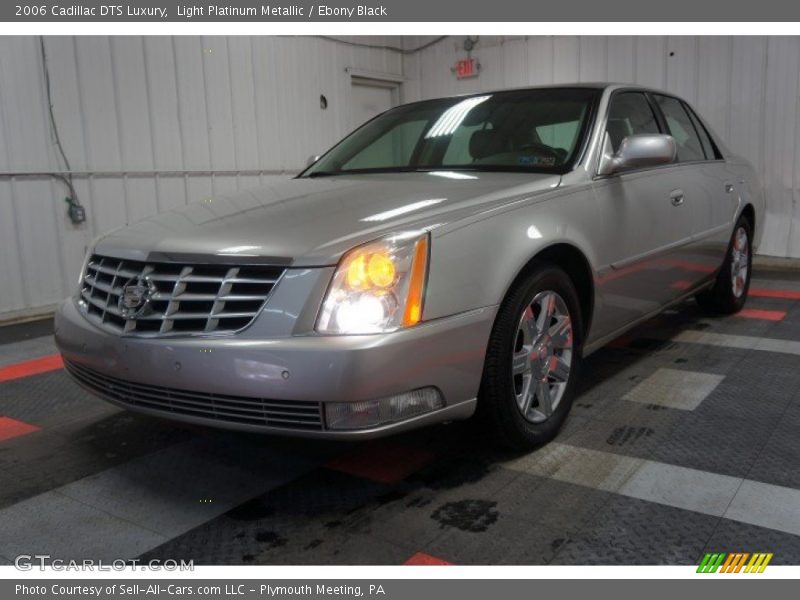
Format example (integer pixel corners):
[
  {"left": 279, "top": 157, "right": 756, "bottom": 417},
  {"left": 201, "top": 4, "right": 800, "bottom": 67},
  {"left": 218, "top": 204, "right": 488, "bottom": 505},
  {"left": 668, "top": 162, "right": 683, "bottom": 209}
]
[
  {"left": 145, "top": 251, "right": 294, "bottom": 267},
  {"left": 79, "top": 254, "right": 287, "bottom": 338}
]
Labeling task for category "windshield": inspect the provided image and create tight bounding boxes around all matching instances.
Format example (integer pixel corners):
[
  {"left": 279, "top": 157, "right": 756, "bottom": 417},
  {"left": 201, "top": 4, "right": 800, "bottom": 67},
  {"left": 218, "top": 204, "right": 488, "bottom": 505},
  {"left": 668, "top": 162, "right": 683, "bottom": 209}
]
[{"left": 303, "top": 88, "right": 599, "bottom": 177}]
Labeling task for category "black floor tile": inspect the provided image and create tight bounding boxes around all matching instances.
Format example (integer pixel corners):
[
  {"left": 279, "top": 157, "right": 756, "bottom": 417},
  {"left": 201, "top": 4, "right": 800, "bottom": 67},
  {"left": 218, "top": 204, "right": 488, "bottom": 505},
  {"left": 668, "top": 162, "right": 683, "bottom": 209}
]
[
  {"left": 704, "top": 518, "right": 800, "bottom": 565},
  {"left": 552, "top": 495, "right": 719, "bottom": 565},
  {"left": 0, "top": 317, "right": 53, "bottom": 346}
]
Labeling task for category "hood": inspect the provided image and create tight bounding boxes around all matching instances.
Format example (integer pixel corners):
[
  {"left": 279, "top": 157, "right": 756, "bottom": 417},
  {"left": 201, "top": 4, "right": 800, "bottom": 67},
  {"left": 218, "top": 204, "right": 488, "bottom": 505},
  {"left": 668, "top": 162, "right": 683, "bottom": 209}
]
[{"left": 95, "top": 171, "right": 561, "bottom": 267}]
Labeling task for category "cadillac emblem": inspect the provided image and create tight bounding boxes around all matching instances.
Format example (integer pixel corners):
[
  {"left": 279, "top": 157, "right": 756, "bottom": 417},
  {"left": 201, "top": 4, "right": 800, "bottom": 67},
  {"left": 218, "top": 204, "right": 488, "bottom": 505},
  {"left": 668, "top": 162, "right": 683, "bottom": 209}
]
[{"left": 118, "top": 277, "right": 155, "bottom": 319}]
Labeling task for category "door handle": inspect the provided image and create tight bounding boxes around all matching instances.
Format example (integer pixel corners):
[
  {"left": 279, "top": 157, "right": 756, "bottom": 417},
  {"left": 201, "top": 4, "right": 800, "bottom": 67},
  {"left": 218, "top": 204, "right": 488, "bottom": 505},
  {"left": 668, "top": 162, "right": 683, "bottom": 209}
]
[
  {"left": 670, "top": 189, "right": 685, "bottom": 206},
  {"left": 725, "top": 183, "right": 735, "bottom": 193}
]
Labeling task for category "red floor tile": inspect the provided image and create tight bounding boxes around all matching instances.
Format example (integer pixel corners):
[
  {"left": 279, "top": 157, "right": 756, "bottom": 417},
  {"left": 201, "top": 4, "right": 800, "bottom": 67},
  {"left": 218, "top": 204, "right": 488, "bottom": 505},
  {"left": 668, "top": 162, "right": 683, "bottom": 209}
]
[
  {"left": 737, "top": 308, "right": 786, "bottom": 321},
  {"left": 0, "top": 354, "right": 63, "bottom": 383},
  {"left": 404, "top": 552, "right": 453, "bottom": 565},
  {"left": 671, "top": 280, "right": 693, "bottom": 291},
  {"left": 0, "top": 417, "right": 40, "bottom": 442},
  {"left": 750, "top": 287, "right": 800, "bottom": 301},
  {"left": 607, "top": 335, "right": 633, "bottom": 349},
  {"left": 670, "top": 260, "right": 715, "bottom": 274},
  {"left": 326, "top": 441, "right": 436, "bottom": 484}
]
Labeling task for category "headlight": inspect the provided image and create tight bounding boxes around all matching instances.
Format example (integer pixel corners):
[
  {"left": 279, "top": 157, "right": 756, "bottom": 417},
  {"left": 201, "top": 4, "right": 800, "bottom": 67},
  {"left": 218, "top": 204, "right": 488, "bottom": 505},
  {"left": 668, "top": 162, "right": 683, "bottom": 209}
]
[{"left": 316, "top": 232, "right": 430, "bottom": 334}]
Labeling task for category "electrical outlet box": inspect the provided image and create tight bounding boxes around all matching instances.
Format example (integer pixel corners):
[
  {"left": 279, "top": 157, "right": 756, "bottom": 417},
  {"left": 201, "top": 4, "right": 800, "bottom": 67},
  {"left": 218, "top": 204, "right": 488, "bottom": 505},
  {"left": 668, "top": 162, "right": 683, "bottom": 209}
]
[{"left": 68, "top": 203, "right": 86, "bottom": 224}]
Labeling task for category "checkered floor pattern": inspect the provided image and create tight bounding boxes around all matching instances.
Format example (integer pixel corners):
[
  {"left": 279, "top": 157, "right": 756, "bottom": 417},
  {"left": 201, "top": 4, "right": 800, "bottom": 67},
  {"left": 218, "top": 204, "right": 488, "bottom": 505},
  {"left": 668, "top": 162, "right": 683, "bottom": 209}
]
[{"left": 1, "top": 268, "right": 800, "bottom": 566}]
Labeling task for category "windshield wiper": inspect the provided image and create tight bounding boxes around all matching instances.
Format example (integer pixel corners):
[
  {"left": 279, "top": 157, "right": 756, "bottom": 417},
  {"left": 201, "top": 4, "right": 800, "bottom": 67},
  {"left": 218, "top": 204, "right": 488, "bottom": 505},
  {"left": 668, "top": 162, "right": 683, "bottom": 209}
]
[
  {"left": 306, "top": 171, "right": 350, "bottom": 178},
  {"left": 306, "top": 167, "right": 425, "bottom": 177}
]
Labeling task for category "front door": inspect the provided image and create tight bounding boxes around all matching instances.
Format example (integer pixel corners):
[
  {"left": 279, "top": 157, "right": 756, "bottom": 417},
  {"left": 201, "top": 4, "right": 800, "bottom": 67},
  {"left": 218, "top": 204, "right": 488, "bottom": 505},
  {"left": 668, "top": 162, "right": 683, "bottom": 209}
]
[{"left": 590, "top": 92, "right": 699, "bottom": 338}]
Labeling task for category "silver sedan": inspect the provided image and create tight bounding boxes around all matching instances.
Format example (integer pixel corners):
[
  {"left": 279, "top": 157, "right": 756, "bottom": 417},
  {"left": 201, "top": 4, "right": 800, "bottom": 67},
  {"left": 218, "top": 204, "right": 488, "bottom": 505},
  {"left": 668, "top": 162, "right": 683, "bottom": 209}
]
[{"left": 55, "top": 83, "right": 764, "bottom": 450}]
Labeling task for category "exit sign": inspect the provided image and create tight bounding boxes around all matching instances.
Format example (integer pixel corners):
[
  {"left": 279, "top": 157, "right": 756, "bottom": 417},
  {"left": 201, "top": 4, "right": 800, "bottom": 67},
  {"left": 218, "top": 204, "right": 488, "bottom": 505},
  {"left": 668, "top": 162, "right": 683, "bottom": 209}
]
[{"left": 454, "top": 58, "right": 478, "bottom": 79}]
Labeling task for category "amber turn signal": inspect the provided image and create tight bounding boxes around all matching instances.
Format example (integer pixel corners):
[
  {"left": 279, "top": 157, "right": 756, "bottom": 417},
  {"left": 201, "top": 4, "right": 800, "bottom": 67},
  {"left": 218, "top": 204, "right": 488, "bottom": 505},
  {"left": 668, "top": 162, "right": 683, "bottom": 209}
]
[{"left": 402, "top": 236, "right": 429, "bottom": 326}]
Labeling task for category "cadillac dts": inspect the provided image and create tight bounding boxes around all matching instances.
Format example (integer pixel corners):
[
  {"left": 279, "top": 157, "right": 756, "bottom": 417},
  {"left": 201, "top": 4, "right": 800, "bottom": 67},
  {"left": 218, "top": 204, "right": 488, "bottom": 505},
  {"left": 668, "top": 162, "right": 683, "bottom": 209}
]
[{"left": 55, "top": 84, "right": 763, "bottom": 449}]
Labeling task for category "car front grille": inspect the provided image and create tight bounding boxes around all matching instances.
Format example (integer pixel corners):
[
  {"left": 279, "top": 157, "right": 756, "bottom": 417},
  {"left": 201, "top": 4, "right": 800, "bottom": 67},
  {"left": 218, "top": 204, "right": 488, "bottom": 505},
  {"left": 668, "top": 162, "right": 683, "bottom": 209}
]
[
  {"left": 65, "top": 360, "right": 324, "bottom": 431},
  {"left": 79, "top": 254, "right": 284, "bottom": 336}
]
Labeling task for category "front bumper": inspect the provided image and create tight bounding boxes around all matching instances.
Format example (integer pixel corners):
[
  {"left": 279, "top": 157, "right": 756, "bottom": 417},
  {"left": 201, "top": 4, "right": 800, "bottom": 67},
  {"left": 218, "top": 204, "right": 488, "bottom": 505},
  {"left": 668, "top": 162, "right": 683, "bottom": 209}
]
[{"left": 55, "top": 298, "right": 495, "bottom": 439}]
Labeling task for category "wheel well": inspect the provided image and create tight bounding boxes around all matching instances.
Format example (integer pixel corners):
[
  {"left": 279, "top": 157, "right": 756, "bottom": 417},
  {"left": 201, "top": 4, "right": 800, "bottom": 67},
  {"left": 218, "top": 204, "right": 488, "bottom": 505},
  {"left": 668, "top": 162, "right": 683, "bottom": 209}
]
[
  {"left": 518, "top": 244, "right": 595, "bottom": 337},
  {"left": 741, "top": 203, "right": 755, "bottom": 229}
]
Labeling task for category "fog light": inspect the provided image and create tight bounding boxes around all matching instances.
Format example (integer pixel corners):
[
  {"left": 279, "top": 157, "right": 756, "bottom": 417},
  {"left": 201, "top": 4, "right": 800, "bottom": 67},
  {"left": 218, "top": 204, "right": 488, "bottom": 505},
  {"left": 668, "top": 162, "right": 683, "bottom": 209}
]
[{"left": 324, "top": 387, "right": 444, "bottom": 430}]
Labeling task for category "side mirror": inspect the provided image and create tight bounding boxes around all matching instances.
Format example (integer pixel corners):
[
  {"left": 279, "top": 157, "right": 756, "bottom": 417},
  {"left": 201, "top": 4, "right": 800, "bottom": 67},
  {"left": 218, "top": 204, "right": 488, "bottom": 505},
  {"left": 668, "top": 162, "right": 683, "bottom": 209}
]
[
  {"left": 306, "top": 154, "right": 321, "bottom": 167},
  {"left": 597, "top": 133, "right": 677, "bottom": 176}
]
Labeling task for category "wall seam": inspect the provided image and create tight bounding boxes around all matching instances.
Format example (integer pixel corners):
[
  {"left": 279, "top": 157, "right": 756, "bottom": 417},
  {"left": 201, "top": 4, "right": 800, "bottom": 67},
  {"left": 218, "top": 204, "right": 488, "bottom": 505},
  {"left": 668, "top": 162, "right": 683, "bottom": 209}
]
[{"left": 140, "top": 37, "right": 163, "bottom": 214}]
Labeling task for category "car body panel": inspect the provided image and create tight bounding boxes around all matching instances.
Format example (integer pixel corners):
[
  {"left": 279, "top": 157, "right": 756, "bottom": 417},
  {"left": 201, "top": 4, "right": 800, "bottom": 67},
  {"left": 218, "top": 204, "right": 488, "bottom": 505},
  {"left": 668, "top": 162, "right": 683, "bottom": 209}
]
[
  {"left": 55, "top": 83, "right": 766, "bottom": 438},
  {"left": 94, "top": 171, "right": 561, "bottom": 268},
  {"left": 55, "top": 295, "right": 490, "bottom": 438}
]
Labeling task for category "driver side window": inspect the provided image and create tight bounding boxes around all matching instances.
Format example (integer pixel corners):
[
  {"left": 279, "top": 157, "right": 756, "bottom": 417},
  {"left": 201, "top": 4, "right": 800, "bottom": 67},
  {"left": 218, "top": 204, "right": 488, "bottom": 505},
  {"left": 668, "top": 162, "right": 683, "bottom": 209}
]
[{"left": 606, "top": 93, "right": 660, "bottom": 153}]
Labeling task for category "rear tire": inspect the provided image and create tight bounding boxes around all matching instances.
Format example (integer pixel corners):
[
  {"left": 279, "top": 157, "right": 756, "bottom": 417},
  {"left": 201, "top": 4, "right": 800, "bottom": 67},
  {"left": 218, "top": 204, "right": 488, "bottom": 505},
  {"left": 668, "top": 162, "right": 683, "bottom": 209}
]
[
  {"left": 696, "top": 215, "right": 752, "bottom": 315},
  {"left": 478, "top": 262, "right": 583, "bottom": 451}
]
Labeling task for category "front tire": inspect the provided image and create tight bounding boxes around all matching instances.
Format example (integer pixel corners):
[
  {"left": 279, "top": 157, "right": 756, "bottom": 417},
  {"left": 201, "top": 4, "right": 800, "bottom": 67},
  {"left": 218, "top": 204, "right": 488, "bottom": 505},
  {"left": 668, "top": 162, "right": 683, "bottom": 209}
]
[
  {"left": 696, "top": 215, "right": 753, "bottom": 314},
  {"left": 478, "top": 262, "right": 583, "bottom": 451}
]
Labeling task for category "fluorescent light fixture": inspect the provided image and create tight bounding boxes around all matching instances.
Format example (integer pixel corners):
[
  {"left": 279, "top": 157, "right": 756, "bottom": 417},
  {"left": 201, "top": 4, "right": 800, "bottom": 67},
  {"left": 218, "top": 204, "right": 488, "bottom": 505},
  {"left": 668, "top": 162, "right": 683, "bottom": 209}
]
[
  {"left": 361, "top": 199, "right": 444, "bottom": 222},
  {"left": 425, "top": 95, "right": 491, "bottom": 138}
]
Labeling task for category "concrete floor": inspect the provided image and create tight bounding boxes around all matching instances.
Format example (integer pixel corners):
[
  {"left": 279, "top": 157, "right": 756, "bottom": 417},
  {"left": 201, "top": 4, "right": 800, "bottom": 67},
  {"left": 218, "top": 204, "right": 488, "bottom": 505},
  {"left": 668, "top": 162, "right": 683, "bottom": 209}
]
[{"left": 1, "top": 268, "right": 800, "bottom": 566}]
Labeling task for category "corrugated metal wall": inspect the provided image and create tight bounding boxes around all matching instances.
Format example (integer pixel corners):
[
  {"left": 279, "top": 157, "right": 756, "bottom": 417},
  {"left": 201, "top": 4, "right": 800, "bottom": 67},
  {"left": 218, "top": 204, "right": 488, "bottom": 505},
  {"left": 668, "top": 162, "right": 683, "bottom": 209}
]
[
  {"left": 403, "top": 36, "right": 800, "bottom": 261},
  {"left": 2, "top": 35, "right": 799, "bottom": 320},
  {"left": 0, "top": 36, "right": 402, "bottom": 320}
]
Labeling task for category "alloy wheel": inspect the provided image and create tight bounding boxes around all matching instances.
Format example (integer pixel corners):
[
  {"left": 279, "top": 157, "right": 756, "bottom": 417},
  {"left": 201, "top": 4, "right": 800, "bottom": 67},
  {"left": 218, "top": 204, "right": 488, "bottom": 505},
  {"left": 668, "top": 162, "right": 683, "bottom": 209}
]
[
  {"left": 511, "top": 290, "right": 574, "bottom": 423},
  {"left": 731, "top": 226, "right": 749, "bottom": 299}
]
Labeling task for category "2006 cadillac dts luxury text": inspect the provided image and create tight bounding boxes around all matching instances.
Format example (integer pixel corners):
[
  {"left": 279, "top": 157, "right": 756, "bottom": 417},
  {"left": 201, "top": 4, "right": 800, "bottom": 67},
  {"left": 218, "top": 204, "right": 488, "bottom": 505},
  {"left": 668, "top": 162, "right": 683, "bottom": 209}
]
[{"left": 56, "top": 84, "right": 763, "bottom": 450}]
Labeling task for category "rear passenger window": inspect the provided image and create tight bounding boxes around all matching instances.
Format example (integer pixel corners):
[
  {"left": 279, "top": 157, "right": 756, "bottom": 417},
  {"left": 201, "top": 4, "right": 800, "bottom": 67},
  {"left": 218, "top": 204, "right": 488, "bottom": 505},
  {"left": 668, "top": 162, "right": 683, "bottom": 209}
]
[
  {"left": 654, "top": 95, "right": 706, "bottom": 162},
  {"left": 606, "top": 93, "right": 660, "bottom": 153},
  {"left": 686, "top": 106, "right": 720, "bottom": 160}
]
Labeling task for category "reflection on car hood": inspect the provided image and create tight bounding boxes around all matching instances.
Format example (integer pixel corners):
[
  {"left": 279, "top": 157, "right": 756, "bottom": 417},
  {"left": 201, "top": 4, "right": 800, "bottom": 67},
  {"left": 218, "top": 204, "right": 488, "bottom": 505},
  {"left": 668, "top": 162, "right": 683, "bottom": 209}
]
[{"left": 95, "top": 171, "right": 561, "bottom": 266}]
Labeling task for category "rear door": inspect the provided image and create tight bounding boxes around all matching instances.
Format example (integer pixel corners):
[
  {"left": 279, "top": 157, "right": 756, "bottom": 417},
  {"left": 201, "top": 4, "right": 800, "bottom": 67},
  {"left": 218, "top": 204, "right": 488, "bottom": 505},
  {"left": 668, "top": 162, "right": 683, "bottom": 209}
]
[
  {"left": 590, "top": 91, "right": 699, "bottom": 338},
  {"left": 653, "top": 95, "right": 735, "bottom": 273}
]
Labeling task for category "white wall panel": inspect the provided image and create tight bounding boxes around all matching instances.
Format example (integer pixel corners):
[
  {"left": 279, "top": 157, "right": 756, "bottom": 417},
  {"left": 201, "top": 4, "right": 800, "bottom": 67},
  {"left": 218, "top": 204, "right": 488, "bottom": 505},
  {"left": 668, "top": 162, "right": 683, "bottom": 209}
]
[
  {"left": 761, "top": 38, "right": 800, "bottom": 257},
  {"left": 527, "top": 36, "right": 554, "bottom": 85},
  {"left": 0, "top": 35, "right": 403, "bottom": 319},
  {"left": 634, "top": 37, "right": 667, "bottom": 90},
  {"left": 226, "top": 37, "right": 264, "bottom": 191},
  {"left": 173, "top": 36, "right": 215, "bottom": 202},
  {"left": 606, "top": 37, "right": 635, "bottom": 83},
  {"left": 502, "top": 38, "right": 529, "bottom": 89},
  {"left": 0, "top": 42, "right": 26, "bottom": 312},
  {"left": 142, "top": 36, "right": 190, "bottom": 212},
  {"left": 696, "top": 37, "right": 732, "bottom": 142},
  {"left": 75, "top": 37, "right": 129, "bottom": 235},
  {"left": 111, "top": 37, "right": 159, "bottom": 222},
  {"left": 3, "top": 34, "right": 800, "bottom": 320},
  {"left": 665, "top": 37, "right": 698, "bottom": 105},
  {"left": 201, "top": 36, "right": 239, "bottom": 195},
  {"left": 579, "top": 37, "right": 608, "bottom": 82},
  {"left": 0, "top": 37, "right": 65, "bottom": 309},
  {"left": 728, "top": 38, "right": 767, "bottom": 175},
  {"left": 552, "top": 37, "right": 580, "bottom": 84},
  {"left": 42, "top": 37, "right": 97, "bottom": 289},
  {"left": 406, "top": 35, "right": 800, "bottom": 260}
]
